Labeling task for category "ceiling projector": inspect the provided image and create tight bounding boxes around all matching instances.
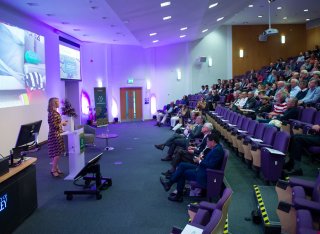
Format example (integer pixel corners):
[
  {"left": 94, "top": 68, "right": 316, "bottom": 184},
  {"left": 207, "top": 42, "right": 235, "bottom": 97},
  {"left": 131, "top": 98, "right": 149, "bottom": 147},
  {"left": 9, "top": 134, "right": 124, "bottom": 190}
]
[{"left": 263, "top": 28, "right": 279, "bottom": 36}]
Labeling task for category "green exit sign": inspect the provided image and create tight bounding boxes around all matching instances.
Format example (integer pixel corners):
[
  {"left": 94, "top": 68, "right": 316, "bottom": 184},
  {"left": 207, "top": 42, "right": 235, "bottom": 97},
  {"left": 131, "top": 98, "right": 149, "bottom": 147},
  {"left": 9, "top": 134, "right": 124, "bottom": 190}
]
[{"left": 127, "top": 79, "right": 134, "bottom": 84}]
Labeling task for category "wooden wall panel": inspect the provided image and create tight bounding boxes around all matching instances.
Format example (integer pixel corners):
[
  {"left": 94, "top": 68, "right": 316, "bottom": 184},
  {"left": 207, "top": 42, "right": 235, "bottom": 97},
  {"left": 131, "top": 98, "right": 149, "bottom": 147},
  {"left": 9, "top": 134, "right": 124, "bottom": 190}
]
[
  {"left": 232, "top": 24, "right": 306, "bottom": 76},
  {"left": 306, "top": 26, "right": 320, "bottom": 51}
]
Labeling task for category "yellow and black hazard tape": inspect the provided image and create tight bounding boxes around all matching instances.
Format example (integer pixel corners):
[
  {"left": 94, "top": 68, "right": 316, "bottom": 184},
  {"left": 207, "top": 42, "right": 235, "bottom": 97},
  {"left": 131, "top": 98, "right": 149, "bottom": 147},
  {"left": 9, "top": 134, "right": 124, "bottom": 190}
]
[
  {"left": 223, "top": 214, "right": 228, "bottom": 234},
  {"left": 253, "top": 185, "right": 270, "bottom": 225}
]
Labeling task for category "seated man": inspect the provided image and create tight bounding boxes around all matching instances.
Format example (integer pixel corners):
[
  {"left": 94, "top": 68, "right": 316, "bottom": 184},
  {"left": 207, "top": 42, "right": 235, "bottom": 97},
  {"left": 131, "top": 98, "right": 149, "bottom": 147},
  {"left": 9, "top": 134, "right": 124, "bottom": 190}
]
[
  {"left": 160, "top": 132, "right": 224, "bottom": 202},
  {"left": 162, "top": 123, "right": 214, "bottom": 176},
  {"left": 155, "top": 115, "right": 204, "bottom": 161},
  {"left": 284, "top": 124, "right": 320, "bottom": 176},
  {"left": 155, "top": 101, "right": 176, "bottom": 127}
]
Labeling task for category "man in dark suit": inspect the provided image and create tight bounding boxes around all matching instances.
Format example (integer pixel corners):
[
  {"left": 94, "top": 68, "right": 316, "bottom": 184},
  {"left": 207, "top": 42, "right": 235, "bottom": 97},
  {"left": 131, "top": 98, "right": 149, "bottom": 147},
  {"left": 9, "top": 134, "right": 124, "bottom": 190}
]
[
  {"left": 242, "top": 91, "right": 257, "bottom": 110},
  {"left": 155, "top": 115, "right": 204, "bottom": 161},
  {"left": 162, "top": 123, "right": 214, "bottom": 176},
  {"left": 160, "top": 133, "right": 224, "bottom": 202}
]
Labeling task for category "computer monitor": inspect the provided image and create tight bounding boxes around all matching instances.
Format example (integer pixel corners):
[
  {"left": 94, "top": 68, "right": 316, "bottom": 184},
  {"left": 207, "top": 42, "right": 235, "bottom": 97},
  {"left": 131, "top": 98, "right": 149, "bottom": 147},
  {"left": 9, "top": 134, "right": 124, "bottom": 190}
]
[
  {"left": 15, "top": 120, "right": 42, "bottom": 148},
  {"left": 74, "top": 153, "right": 103, "bottom": 180}
]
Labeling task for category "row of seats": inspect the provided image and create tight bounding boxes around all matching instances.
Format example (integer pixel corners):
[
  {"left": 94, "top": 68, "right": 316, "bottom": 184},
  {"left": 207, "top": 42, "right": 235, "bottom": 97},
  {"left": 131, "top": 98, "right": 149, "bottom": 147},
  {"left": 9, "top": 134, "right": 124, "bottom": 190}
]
[
  {"left": 276, "top": 173, "right": 320, "bottom": 234},
  {"left": 208, "top": 105, "right": 290, "bottom": 183}
]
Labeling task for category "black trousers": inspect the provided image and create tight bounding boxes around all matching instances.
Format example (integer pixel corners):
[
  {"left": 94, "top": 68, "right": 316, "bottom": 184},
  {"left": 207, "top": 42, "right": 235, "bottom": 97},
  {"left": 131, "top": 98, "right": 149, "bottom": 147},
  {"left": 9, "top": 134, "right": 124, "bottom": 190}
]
[
  {"left": 171, "top": 147, "right": 194, "bottom": 168},
  {"left": 289, "top": 134, "right": 320, "bottom": 162}
]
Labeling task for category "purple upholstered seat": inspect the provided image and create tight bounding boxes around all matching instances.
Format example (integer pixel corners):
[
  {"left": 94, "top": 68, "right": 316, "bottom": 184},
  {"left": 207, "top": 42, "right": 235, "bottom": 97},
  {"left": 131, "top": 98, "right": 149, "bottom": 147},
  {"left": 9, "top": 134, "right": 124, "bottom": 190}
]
[
  {"left": 260, "top": 131, "right": 291, "bottom": 182},
  {"left": 190, "top": 150, "right": 229, "bottom": 201},
  {"left": 292, "top": 173, "right": 320, "bottom": 216},
  {"left": 296, "top": 210, "right": 318, "bottom": 234},
  {"left": 291, "top": 107, "right": 317, "bottom": 134}
]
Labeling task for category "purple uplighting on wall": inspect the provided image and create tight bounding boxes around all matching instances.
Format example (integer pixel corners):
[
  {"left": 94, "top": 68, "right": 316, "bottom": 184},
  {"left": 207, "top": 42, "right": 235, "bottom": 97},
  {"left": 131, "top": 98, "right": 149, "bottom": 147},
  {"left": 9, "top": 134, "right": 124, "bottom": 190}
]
[{"left": 81, "top": 90, "right": 90, "bottom": 115}]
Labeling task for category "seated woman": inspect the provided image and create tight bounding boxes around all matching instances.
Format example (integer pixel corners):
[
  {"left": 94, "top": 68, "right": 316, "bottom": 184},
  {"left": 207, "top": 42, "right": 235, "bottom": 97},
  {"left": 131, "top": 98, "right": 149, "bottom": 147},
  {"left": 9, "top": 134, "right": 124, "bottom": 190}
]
[{"left": 195, "top": 97, "right": 206, "bottom": 115}]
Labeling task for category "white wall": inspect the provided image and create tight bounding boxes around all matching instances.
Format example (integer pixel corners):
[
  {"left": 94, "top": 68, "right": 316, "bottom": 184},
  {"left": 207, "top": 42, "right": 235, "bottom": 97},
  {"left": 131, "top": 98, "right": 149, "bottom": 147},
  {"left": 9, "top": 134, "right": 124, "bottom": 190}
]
[{"left": 0, "top": 5, "right": 65, "bottom": 156}]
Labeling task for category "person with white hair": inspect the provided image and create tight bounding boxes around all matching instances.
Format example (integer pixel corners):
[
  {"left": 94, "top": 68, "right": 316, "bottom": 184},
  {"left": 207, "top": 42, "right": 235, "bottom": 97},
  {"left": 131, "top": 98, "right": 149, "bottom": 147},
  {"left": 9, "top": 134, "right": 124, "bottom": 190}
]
[
  {"left": 162, "top": 122, "right": 214, "bottom": 177},
  {"left": 289, "top": 78, "right": 301, "bottom": 98}
]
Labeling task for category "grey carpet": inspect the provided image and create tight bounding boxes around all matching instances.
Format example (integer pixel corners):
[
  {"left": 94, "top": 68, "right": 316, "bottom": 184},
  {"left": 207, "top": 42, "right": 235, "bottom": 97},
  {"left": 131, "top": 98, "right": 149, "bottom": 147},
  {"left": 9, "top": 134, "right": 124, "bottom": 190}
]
[{"left": 13, "top": 121, "right": 319, "bottom": 234}]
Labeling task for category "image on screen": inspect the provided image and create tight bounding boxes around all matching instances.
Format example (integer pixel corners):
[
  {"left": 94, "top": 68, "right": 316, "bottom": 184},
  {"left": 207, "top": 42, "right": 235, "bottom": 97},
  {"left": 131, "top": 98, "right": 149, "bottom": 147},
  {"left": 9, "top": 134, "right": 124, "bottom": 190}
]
[
  {"left": 0, "top": 21, "right": 46, "bottom": 108},
  {"left": 59, "top": 44, "right": 81, "bottom": 81}
]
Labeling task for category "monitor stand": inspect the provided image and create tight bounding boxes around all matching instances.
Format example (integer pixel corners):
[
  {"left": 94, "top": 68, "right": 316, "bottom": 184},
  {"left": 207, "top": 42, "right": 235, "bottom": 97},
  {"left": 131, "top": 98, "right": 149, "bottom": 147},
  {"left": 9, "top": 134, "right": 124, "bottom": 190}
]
[{"left": 64, "top": 164, "right": 112, "bottom": 200}]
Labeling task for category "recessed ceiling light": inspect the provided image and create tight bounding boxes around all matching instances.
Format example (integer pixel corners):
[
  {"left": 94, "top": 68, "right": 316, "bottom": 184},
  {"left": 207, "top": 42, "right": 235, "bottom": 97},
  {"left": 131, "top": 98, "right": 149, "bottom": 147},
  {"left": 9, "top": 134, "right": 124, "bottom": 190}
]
[
  {"left": 73, "top": 29, "right": 81, "bottom": 31},
  {"left": 46, "top": 13, "right": 55, "bottom": 17},
  {"left": 61, "top": 22, "right": 70, "bottom": 25},
  {"left": 160, "top": 1, "right": 171, "bottom": 7},
  {"left": 248, "top": 4, "right": 253, "bottom": 8},
  {"left": 26, "top": 2, "right": 39, "bottom": 6},
  {"left": 180, "top": 35, "right": 186, "bottom": 38},
  {"left": 102, "top": 16, "right": 108, "bottom": 20},
  {"left": 306, "top": 18, "right": 310, "bottom": 21},
  {"left": 258, "top": 15, "right": 263, "bottom": 18},
  {"left": 163, "top": 16, "right": 171, "bottom": 20},
  {"left": 153, "top": 40, "right": 159, "bottom": 43},
  {"left": 113, "top": 39, "right": 118, "bottom": 42},
  {"left": 202, "top": 29, "right": 208, "bottom": 33},
  {"left": 82, "top": 34, "right": 88, "bottom": 37},
  {"left": 91, "top": 6, "right": 98, "bottom": 10},
  {"left": 283, "top": 17, "right": 287, "bottom": 20},
  {"left": 149, "top": 32, "right": 157, "bottom": 36},
  {"left": 304, "top": 9, "right": 309, "bottom": 12},
  {"left": 180, "top": 27, "right": 188, "bottom": 31},
  {"left": 277, "top": 6, "right": 282, "bottom": 10},
  {"left": 209, "top": 2, "right": 218, "bottom": 8},
  {"left": 217, "top": 17, "right": 224, "bottom": 21}
]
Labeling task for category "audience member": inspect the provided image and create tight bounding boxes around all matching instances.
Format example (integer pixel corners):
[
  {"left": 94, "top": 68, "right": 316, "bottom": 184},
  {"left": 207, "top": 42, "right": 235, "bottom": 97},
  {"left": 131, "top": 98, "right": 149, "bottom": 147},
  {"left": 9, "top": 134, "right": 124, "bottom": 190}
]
[{"left": 160, "top": 132, "right": 224, "bottom": 202}]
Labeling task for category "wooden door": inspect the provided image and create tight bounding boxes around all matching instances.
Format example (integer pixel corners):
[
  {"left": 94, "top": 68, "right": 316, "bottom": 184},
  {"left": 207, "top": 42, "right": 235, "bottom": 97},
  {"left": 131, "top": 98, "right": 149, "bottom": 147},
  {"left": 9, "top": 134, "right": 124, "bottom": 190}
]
[{"left": 120, "top": 87, "right": 142, "bottom": 121}]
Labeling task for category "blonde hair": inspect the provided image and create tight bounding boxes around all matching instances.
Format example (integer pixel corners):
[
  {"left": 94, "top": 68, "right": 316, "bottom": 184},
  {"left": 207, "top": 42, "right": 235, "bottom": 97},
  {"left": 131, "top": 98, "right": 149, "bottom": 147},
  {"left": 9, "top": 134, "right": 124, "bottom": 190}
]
[{"left": 47, "top": 97, "right": 58, "bottom": 112}]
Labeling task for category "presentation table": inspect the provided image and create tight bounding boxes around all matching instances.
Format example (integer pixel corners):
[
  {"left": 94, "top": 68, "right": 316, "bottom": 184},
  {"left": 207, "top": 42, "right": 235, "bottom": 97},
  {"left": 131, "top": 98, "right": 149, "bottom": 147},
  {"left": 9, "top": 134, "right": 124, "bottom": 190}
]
[{"left": 0, "top": 157, "right": 37, "bottom": 234}]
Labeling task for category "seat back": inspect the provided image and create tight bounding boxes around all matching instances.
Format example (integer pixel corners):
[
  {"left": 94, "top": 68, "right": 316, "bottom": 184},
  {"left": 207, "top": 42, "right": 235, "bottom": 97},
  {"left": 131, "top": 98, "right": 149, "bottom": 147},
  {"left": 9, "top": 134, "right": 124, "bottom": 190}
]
[
  {"left": 313, "top": 111, "right": 320, "bottom": 125},
  {"left": 300, "top": 107, "right": 317, "bottom": 124},
  {"left": 272, "top": 131, "right": 290, "bottom": 153},
  {"left": 312, "top": 173, "right": 320, "bottom": 202},
  {"left": 215, "top": 188, "right": 233, "bottom": 210},
  {"left": 247, "top": 120, "right": 258, "bottom": 135},
  {"left": 236, "top": 115, "right": 244, "bottom": 128},
  {"left": 261, "top": 126, "right": 277, "bottom": 145},
  {"left": 203, "top": 209, "right": 223, "bottom": 234},
  {"left": 240, "top": 117, "right": 250, "bottom": 131},
  {"left": 254, "top": 123, "right": 266, "bottom": 139}
]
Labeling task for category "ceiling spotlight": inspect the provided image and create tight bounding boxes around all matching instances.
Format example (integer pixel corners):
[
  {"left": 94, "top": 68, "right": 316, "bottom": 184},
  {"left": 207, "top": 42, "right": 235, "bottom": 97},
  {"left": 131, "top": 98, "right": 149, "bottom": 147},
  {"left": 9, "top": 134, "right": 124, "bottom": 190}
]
[
  {"left": 26, "top": 2, "right": 39, "bottom": 6},
  {"left": 277, "top": 6, "right": 282, "bottom": 10},
  {"left": 160, "top": 1, "right": 171, "bottom": 7},
  {"left": 209, "top": 2, "right": 218, "bottom": 8},
  {"left": 180, "top": 27, "right": 188, "bottom": 31},
  {"left": 180, "top": 35, "right": 186, "bottom": 38},
  {"left": 258, "top": 15, "right": 263, "bottom": 18},
  {"left": 152, "top": 40, "right": 159, "bottom": 43},
  {"left": 149, "top": 32, "right": 157, "bottom": 36},
  {"left": 306, "top": 18, "right": 310, "bottom": 21},
  {"left": 202, "top": 29, "right": 208, "bottom": 33},
  {"left": 304, "top": 9, "right": 309, "bottom": 12},
  {"left": 163, "top": 16, "right": 171, "bottom": 20},
  {"left": 217, "top": 17, "right": 224, "bottom": 21},
  {"left": 283, "top": 17, "right": 287, "bottom": 20},
  {"left": 248, "top": 5, "right": 253, "bottom": 8}
]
